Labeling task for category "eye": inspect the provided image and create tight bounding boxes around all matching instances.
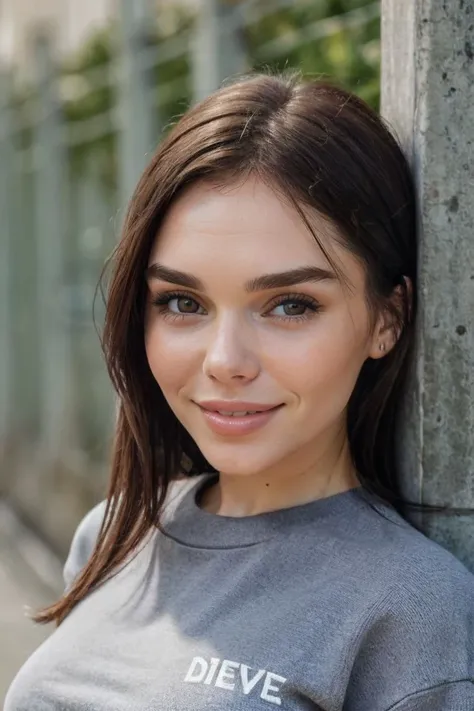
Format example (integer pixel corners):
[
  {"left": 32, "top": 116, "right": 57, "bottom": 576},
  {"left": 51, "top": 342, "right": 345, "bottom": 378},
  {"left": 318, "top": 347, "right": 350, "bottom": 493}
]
[
  {"left": 271, "top": 301, "right": 308, "bottom": 317},
  {"left": 265, "top": 294, "right": 321, "bottom": 320},
  {"left": 168, "top": 296, "right": 201, "bottom": 314},
  {"left": 151, "top": 291, "right": 206, "bottom": 316}
]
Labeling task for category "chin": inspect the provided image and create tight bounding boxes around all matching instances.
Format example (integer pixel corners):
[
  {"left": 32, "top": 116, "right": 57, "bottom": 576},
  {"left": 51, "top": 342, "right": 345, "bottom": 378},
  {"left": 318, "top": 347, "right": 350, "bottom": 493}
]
[{"left": 197, "top": 444, "right": 278, "bottom": 479}]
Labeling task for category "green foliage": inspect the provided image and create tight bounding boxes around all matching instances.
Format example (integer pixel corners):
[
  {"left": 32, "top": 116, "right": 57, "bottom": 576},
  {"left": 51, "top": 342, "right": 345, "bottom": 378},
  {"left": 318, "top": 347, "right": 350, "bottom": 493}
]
[
  {"left": 55, "top": 0, "right": 380, "bottom": 187},
  {"left": 246, "top": 0, "right": 380, "bottom": 108},
  {"left": 61, "top": 26, "right": 117, "bottom": 188},
  {"left": 60, "top": 8, "right": 193, "bottom": 189}
]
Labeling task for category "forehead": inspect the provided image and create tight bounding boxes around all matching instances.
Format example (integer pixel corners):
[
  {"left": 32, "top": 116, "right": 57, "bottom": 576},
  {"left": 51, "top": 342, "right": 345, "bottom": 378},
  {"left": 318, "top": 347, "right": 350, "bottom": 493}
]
[{"left": 149, "top": 177, "right": 360, "bottom": 288}]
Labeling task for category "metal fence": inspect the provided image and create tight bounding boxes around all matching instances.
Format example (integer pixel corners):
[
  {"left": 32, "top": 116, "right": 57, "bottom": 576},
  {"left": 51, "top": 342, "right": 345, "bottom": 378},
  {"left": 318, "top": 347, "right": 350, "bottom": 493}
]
[{"left": 0, "top": 0, "right": 380, "bottom": 547}]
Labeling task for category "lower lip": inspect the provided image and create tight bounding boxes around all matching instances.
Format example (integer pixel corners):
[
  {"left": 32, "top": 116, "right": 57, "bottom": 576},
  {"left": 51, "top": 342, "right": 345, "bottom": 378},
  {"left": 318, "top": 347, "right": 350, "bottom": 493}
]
[{"left": 198, "top": 406, "right": 283, "bottom": 436}]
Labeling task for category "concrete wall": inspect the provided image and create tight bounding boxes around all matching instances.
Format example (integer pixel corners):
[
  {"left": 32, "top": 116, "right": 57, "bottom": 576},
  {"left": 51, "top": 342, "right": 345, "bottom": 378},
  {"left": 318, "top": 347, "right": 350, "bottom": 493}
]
[{"left": 381, "top": 0, "right": 474, "bottom": 571}]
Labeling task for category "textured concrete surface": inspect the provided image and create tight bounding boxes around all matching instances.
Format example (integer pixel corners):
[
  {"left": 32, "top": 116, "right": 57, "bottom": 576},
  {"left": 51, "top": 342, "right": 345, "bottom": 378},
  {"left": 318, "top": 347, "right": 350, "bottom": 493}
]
[{"left": 381, "top": 0, "right": 474, "bottom": 568}]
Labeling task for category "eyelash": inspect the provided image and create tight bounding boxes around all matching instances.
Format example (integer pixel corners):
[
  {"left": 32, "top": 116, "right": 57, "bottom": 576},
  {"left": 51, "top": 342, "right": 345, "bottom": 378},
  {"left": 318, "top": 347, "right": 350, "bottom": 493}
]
[
  {"left": 151, "top": 292, "right": 196, "bottom": 323},
  {"left": 151, "top": 291, "right": 322, "bottom": 324}
]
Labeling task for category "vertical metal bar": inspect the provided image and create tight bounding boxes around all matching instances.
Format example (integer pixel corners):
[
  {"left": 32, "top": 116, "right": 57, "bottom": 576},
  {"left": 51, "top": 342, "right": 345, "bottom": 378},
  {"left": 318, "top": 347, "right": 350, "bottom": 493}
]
[
  {"left": 33, "top": 31, "right": 73, "bottom": 457},
  {"left": 117, "top": 0, "right": 157, "bottom": 216},
  {"left": 192, "top": 0, "right": 247, "bottom": 103},
  {"left": 0, "top": 69, "right": 13, "bottom": 457}
]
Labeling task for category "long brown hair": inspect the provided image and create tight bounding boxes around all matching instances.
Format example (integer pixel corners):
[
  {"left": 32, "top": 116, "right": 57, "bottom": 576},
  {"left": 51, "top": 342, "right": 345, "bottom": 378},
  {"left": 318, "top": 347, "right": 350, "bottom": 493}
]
[{"left": 36, "top": 72, "right": 418, "bottom": 625}]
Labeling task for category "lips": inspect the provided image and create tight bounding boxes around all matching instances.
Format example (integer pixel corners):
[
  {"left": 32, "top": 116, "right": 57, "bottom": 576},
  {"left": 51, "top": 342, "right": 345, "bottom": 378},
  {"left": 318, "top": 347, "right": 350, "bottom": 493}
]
[
  {"left": 211, "top": 409, "right": 261, "bottom": 416},
  {"left": 195, "top": 401, "right": 283, "bottom": 436},
  {"left": 197, "top": 401, "right": 281, "bottom": 414}
]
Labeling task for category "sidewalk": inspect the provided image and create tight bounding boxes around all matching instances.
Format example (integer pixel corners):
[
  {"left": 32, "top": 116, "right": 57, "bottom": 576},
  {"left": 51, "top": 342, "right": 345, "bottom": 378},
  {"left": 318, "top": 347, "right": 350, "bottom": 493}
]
[{"left": 0, "top": 502, "right": 63, "bottom": 705}]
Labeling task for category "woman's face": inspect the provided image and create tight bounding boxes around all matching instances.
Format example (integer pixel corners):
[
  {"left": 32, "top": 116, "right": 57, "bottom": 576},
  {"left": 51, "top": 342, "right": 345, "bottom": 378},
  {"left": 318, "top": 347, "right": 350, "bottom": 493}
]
[{"left": 145, "top": 177, "right": 387, "bottom": 479}]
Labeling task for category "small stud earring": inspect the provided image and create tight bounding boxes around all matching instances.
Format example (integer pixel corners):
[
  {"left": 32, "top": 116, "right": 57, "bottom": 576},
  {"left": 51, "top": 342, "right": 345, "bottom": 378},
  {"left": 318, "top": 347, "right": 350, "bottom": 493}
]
[{"left": 379, "top": 343, "right": 386, "bottom": 353}]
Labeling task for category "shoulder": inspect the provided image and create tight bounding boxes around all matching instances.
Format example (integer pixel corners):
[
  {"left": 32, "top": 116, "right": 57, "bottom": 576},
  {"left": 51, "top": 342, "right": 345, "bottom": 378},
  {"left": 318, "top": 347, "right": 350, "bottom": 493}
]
[
  {"left": 367, "top": 496, "right": 473, "bottom": 617},
  {"left": 332, "top": 490, "right": 474, "bottom": 592},
  {"left": 62, "top": 476, "right": 201, "bottom": 591},
  {"left": 378, "top": 531, "right": 474, "bottom": 641},
  {"left": 309, "top": 489, "right": 474, "bottom": 647},
  {"left": 342, "top": 498, "right": 474, "bottom": 709}
]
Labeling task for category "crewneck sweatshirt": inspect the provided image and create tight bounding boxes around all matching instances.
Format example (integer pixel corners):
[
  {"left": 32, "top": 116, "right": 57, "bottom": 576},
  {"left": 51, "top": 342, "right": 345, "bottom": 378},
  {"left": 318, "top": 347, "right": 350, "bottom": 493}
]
[{"left": 5, "top": 474, "right": 474, "bottom": 710}]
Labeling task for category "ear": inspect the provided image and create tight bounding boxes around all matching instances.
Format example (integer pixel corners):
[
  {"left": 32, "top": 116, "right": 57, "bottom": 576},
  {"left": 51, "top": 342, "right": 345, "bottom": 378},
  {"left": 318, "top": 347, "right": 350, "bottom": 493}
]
[{"left": 369, "top": 277, "right": 412, "bottom": 360}]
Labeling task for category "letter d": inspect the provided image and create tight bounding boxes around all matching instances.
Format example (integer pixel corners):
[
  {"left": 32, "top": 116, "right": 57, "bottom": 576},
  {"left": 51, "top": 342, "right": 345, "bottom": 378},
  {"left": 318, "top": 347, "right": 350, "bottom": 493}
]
[{"left": 184, "top": 656, "right": 209, "bottom": 683}]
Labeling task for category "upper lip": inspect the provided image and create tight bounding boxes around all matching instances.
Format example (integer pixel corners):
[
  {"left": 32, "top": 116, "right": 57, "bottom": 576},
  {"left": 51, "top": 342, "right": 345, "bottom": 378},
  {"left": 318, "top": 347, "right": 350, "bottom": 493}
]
[{"left": 196, "top": 400, "right": 282, "bottom": 413}]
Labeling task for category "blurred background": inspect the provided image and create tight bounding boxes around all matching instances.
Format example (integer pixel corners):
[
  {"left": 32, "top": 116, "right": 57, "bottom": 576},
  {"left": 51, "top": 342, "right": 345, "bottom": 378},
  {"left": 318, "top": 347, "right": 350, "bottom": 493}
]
[{"left": 0, "top": 0, "right": 381, "bottom": 696}]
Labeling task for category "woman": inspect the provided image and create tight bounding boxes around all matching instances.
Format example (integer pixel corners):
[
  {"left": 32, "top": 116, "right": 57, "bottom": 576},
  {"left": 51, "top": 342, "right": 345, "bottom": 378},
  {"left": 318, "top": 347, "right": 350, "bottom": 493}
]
[{"left": 5, "top": 73, "right": 473, "bottom": 710}]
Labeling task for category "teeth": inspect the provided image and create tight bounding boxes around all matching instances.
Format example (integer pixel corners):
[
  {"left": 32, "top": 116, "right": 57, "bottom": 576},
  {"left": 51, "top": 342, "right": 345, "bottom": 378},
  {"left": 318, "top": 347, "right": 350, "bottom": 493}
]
[{"left": 217, "top": 410, "right": 258, "bottom": 416}]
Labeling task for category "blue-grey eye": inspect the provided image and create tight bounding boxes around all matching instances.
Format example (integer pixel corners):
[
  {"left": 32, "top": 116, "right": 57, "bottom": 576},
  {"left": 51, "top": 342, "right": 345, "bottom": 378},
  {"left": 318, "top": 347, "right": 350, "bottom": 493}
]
[{"left": 272, "top": 302, "right": 307, "bottom": 316}]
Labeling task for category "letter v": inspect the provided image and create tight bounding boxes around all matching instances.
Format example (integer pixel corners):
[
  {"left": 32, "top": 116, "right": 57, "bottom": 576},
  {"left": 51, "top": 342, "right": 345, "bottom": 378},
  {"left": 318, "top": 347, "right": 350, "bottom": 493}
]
[{"left": 240, "top": 665, "right": 266, "bottom": 695}]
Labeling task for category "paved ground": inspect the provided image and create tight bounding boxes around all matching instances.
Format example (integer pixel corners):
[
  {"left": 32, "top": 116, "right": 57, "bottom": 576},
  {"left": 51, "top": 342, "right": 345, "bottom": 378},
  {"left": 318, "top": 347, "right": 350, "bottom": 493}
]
[{"left": 0, "top": 503, "right": 62, "bottom": 705}]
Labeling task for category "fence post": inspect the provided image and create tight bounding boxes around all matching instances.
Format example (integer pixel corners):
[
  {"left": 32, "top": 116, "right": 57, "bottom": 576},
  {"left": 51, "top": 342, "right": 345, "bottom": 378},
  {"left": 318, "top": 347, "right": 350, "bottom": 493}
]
[
  {"left": 0, "top": 68, "right": 13, "bottom": 457},
  {"left": 33, "top": 31, "right": 74, "bottom": 458},
  {"left": 118, "top": 0, "right": 157, "bottom": 215},
  {"left": 192, "top": 0, "right": 247, "bottom": 103},
  {"left": 381, "top": 1, "right": 474, "bottom": 570}
]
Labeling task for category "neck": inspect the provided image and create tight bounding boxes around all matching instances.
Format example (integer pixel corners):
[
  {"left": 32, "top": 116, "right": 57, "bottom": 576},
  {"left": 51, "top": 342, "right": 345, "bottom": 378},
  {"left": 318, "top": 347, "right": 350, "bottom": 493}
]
[{"left": 200, "top": 433, "right": 360, "bottom": 517}]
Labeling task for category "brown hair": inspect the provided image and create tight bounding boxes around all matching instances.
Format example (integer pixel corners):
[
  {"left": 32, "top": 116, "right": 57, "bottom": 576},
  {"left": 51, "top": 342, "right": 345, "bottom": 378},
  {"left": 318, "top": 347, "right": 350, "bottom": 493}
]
[{"left": 36, "top": 72, "right": 417, "bottom": 625}]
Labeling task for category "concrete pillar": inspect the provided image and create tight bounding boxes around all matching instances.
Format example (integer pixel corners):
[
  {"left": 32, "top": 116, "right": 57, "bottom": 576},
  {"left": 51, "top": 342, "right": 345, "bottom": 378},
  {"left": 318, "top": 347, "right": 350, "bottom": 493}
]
[
  {"left": 381, "top": 1, "right": 474, "bottom": 570},
  {"left": 192, "top": 0, "right": 247, "bottom": 103},
  {"left": 118, "top": 0, "right": 157, "bottom": 213}
]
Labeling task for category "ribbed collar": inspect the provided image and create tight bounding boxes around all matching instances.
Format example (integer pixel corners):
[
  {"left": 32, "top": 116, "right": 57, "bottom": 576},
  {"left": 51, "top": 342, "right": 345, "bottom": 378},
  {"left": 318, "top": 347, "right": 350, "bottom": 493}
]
[{"left": 161, "top": 474, "right": 378, "bottom": 550}]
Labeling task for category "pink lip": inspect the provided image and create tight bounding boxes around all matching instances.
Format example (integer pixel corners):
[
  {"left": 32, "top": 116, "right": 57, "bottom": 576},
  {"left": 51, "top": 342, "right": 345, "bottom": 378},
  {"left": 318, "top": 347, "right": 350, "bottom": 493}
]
[
  {"left": 195, "top": 401, "right": 283, "bottom": 436},
  {"left": 198, "top": 401, "right": 280, "bottom": 413}
]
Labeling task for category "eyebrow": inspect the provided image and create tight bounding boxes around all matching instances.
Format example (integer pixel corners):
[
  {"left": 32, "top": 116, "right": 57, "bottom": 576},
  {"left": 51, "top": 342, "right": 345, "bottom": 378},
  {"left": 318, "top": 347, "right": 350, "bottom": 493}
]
[{"left": 145, "top": 263, "right": 337, "bottom": 292}]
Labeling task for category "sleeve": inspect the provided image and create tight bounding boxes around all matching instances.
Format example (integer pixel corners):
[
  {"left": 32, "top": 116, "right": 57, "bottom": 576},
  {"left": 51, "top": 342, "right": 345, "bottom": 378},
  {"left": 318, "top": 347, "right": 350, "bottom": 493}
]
[
  {"left": 63, "top": 500, "right": 107, "bottom": 592},
  {"left": 343, "top": 555, "right": 474, "bottom": 711}
]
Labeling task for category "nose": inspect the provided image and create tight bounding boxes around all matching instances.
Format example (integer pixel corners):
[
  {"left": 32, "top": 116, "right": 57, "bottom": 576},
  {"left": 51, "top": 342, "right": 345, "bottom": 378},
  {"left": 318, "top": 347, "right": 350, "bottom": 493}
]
[{"left": 202, "top": 313, "right": 260, "bottom": 384}]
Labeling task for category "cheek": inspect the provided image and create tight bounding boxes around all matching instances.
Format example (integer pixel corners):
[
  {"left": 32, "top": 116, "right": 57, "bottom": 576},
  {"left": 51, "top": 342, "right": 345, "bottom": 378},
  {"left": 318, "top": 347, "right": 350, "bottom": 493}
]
[
  {"left": 145, "top": 323, "right": 197, "bottom": 396},
  {"left": 265, "top": 312, "right": 369, "bottom": 403}
]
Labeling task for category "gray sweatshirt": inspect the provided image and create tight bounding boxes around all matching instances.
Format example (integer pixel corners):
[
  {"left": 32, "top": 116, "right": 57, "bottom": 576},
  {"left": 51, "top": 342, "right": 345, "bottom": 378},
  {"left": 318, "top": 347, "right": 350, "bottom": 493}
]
[{"left": 5, "top": 474, "right": 474, "bottom": 710}]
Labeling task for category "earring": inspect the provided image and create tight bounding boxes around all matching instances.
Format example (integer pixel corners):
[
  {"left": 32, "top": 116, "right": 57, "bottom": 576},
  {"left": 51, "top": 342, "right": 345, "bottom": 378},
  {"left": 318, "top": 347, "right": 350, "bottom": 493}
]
[{"left": 379, "top": 343, "right": 386, "bottom": 353}]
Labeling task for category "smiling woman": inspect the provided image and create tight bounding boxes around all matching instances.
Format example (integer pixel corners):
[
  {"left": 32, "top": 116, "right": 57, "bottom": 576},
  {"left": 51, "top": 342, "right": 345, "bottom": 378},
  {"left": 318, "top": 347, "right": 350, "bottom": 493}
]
[{"left": 5, "top": 73, "right": 474, "bottom": 711}]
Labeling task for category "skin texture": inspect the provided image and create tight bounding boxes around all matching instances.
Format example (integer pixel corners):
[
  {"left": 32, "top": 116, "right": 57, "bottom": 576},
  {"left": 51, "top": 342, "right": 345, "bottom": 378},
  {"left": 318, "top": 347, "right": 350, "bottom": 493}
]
[{"left": 145, "top": 177, "right": 395, "bottom": 517}]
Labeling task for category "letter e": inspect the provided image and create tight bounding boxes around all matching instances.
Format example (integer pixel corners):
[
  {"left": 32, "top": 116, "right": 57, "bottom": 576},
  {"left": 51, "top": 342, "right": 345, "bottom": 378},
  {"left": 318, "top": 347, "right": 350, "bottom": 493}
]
[{"left": 260, "top": 672, "right": 287, "bottom": 706}]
